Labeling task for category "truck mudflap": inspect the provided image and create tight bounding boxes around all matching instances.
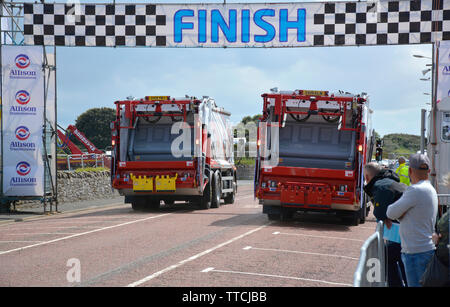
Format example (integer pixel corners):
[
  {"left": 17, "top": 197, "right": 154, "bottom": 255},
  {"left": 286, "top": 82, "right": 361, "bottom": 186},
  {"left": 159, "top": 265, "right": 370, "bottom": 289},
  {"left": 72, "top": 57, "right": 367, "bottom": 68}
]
[{"left": 280, "top": 183, "right": 332, "bottom": 209}]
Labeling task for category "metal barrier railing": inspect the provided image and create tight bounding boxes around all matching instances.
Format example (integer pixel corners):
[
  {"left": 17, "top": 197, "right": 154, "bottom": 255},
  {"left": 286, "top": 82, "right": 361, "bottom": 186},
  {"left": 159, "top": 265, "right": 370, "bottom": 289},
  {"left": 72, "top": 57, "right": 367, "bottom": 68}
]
[
  {"left": 353, "top": 221, "right": 387, "bottom": 287},
  {"left": 355, "top": 195, "right": 448, "bottom": 287},
  {"left": 57, "top": 153, "right": 111, "bottom": 171}
]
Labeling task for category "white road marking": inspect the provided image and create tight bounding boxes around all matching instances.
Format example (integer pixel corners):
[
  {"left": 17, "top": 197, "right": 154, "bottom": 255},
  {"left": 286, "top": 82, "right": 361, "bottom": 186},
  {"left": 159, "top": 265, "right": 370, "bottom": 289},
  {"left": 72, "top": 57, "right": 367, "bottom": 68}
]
[
  {"left": 202, "top": 267, "right": 352, "bottom": 287},
  {"left": 0, "top": 213, "right": 171, "bottom": 256},
  {"left": 243, "top": 246, "right": 358, "bottom": 260},
  {"left": 0, "top": 240, "right": 44, "bottom": 243},
  {"left": 0, "top": 226, "right": 102, "bottom": 230},
  {"left": 201, "top": 267, "right": 215, "bottom": 273},
  {"left": 2, "top": 232, "right": 79, "bottom": 235},
  {"left": 273, "top": 232, "right": 365, "bottom": 242},
  {"left": 127, "top": 222, "right": 273, "bottom": 287}
]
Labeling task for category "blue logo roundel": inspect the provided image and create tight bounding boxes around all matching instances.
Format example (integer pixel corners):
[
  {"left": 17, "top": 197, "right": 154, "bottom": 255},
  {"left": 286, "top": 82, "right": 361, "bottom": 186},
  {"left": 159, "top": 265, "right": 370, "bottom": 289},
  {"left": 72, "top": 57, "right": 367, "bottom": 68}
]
[
  {"left": 15, "top": 126, "right": 30, "bottom": 141},
  {"left": 15, "top": 90, "right": 31, "bottom": 105},
  {"left": 16, "top": 161, "right": 31, "bottom": 176},
  {"left": 15, "top": 54, "right": 30, "bottom": 69}
]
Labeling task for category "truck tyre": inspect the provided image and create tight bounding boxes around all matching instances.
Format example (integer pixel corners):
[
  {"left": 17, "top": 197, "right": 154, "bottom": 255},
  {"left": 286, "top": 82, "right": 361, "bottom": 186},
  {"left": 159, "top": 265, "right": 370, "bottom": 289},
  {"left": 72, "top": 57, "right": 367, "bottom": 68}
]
[
  {"left": 267, "top": 214, "right": 280, "bottom": 221},
  {"left": 131, "top": 201, "right": 143, "bottom": 211},
  {"left": 198, "top": 176, "right": 212, "bottom": 210},
  {"left": 131, "top": 197, "right": 146, "bottom": 211},
  {"left": 342, "top": 211, "right": 360, "bottom": 226},
  {"left": 224, "top": 178, "right": 236, "bottom": 205},
  {"left": 211, "top": 171, "right": 221, "bottom": 208},
  {"left": 146, "top": 199, "right": 160, "bottom": 210},
  {"left": 280, "top": 208, "right": 295, "bottom": 221}
]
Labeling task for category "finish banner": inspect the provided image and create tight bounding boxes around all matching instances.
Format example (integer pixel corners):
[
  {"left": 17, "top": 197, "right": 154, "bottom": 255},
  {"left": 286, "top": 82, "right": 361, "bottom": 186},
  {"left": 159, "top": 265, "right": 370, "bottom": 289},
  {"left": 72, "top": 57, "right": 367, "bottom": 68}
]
[
  {"left": 1, "top": 46, "right": 45, "bottom": 196},
  {"left": 22, "top": 0, "right": 450, "bottom": 48}
]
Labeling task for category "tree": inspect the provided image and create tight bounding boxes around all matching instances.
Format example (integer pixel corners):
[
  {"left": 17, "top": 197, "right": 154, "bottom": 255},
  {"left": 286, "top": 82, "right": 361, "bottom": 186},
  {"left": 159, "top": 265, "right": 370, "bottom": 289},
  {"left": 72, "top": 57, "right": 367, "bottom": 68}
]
[
  {"left": 241, "top": 114, "right": 261, "bottom": 125},
  {"left": 382, "top": 133, "right": 421, "bottom": 158},
  {"left": 74, "top": 107, "right": 116, "bottom": 151}
]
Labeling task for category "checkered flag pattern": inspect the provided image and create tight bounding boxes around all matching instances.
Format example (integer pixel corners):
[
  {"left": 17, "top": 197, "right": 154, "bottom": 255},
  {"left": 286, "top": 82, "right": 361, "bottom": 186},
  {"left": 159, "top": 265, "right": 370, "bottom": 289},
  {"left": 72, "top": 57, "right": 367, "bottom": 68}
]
[
  {"left": 23, "top": 1, "right": 450, "bottom": 47},
  {"left": 23, "top": 3, "right": 167, "bottom": 46},
  {"left": 310, "top": 0, "right": 450, "bottom": 46}
]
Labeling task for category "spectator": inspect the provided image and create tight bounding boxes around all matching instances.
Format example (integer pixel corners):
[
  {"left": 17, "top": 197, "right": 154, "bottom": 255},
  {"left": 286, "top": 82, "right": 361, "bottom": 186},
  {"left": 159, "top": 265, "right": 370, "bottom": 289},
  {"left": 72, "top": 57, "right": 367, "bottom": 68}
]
[
  {"left": 432, "top": 172, "right": 450, "bottom": 273},
  {"left": 387, "top": 153, "right": 438, "bottom": 287},
  {"left": 395, "top": 156, "right": 410, "bottom": 186},
  {"left": 363, "top": 162, "right": 407, "bottom": 287},
  {"left": 433, "top": 210, "right": 449, "bottom": 270}
]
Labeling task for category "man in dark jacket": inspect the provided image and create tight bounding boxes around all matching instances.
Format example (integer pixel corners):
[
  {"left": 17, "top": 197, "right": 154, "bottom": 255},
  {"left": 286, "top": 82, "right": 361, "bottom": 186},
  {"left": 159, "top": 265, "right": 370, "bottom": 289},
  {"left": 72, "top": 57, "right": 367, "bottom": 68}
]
[{"left": 363, "top": 162, "right": 408, "bottom": 287}]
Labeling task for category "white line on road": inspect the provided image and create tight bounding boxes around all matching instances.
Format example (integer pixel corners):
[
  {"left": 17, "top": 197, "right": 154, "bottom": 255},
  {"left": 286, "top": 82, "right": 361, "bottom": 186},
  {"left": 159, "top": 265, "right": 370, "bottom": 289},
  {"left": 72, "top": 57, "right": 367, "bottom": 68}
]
[
  {"left": 127, "top": 222, "right": 273, "bottom": 287},
  {"left": 0, "top": 226, "right": 102, "bottom": 230},
  {"left": 1, "top": 232, "right": 79, "bottom": 235},
  {"left": 201, "top": 267, "right": 352, "bottom": 287},
  {"left": 272, "top": 232, "right": 365, "bottom": 242},
  {"left": 0, "top": 213, "right": 171, "bottom": 256},
  {"left": 242, "top": 246, "right": 358, "bottom": 260},
  {"left": 0, "top": 240, "right": 44, "bottom": 243}
]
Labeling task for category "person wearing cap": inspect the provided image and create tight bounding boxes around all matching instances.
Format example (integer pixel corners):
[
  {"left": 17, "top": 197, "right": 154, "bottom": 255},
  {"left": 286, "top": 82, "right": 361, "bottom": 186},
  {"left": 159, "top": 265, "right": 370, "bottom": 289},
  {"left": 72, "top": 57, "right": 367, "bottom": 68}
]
[
  {"left": 395, "top": 156, "right": 410, "bottom": 186},
  {"left": 387, "top": 153, "right": 438, "bottom": 287}
]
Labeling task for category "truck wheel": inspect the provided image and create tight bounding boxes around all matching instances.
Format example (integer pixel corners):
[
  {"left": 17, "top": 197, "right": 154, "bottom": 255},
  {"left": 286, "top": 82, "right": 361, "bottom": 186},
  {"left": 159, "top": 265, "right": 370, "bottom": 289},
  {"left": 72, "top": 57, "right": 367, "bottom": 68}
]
[
  {"left": 267, "top": 214, "right": 280, "bottom": 221},
  {"left": 147, "top": 199, "right": 160, "bottom": 210},
  {"left": 280, "top": 209, "right": 295, "bottom": 221},
  {"left": 211, "top": 172, "right": 221, "bottom": 208},
  {"left": 224, "top": 179, "right": 236, "bottom": 205},
  {"left": 198, "top": 178, "right": 212, "bottom": 210},
  {"left": 342, "top": 211, "right": 360, "bottom": 226},
  {"left": 131, "top": 201, "right": 143, "bottom": 211}
]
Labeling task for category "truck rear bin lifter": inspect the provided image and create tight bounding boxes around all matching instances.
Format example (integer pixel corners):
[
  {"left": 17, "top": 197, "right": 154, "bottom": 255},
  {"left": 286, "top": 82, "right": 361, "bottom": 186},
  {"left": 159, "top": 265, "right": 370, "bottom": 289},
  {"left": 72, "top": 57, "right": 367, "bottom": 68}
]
[{"left": 111, "top": 96, "right": 237, "bottom": 210}]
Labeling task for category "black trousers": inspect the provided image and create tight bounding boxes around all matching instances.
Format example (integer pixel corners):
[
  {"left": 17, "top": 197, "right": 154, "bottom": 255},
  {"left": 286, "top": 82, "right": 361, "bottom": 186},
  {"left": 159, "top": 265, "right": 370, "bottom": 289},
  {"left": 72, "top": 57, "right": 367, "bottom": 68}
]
[{"left": 386, "top": 240, "right": 408, "bottom": 287}]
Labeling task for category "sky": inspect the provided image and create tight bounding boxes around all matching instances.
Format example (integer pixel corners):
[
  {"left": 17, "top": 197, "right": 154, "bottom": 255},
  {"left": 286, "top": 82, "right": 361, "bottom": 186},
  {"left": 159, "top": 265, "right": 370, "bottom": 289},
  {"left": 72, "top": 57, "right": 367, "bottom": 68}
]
[{"left": 27, "top": 0, "right": 433, "bottom": 137}]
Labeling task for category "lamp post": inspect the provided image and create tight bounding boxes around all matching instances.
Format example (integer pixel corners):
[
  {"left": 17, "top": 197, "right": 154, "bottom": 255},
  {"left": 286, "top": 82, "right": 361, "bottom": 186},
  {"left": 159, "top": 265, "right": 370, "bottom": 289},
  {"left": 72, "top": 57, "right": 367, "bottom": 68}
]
[
  {"left": 413, "top": 54, "right": 434, "bottom": 161},
  {"left": 413, "top": 47, "right": 439, "bottom": 188}
]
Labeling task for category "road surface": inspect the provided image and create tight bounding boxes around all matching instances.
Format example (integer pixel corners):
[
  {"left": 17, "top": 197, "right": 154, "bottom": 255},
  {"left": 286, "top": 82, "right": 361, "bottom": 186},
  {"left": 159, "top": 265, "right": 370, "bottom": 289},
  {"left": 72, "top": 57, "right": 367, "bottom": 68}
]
[{"left": 0, "top": 183, "right": 377, "bottom": 287}]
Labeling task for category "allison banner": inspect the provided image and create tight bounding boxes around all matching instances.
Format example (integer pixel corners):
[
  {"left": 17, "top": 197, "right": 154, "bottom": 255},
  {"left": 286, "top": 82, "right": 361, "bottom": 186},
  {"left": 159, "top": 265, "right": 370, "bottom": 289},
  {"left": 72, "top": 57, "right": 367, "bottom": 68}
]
[
  {"left": 437, "top": 40, "right": 450, "bottom": 104},
  {"left": 1, "top": 45, "right": 45, "bottom": 196},
  {"left": 22, "top": 0, "right": 450, "bottom": 48}
]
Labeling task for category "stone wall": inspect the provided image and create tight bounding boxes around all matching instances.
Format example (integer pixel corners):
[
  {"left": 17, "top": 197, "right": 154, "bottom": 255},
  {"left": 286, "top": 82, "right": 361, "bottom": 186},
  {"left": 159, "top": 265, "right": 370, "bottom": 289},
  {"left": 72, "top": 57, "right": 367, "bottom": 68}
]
[{"left": 57, "top": 170, "right": 119, "bottom": 203}]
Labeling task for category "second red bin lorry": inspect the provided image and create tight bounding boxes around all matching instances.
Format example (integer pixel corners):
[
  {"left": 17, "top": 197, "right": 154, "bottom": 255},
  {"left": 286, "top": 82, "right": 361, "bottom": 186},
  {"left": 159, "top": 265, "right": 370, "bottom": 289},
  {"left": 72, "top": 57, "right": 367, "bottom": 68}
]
[
  {"left": 111, "top": 96, "right": 237, "bottom": 210},
  {"left": 254, "top": 89, "right": 375, "bottom": 225}
]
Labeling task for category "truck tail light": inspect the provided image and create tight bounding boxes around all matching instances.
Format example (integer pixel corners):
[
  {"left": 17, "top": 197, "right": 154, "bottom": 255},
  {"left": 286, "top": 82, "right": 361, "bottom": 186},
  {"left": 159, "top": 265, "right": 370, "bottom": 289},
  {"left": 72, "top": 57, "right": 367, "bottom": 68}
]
[
  {"left": 339, "top": 185, "right": 348, "bottom": 192},
  {"left": 358, "top": 145, "right": 363, "bottom": 152}
]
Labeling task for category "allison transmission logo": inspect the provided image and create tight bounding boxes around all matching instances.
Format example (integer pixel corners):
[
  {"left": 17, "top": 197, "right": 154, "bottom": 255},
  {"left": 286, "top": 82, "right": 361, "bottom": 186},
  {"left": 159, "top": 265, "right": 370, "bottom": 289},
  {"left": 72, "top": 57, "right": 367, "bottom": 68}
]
[
  {"left": 10, "top": 126, "right": 36, "bottom": 151},
  {"left": 15, "top": 90, "right": 31, "bottom": 105},
  {"left": 16, "top": 161, "right": 31, "bottom": 176},
  {"left": 10, "top": 161, "right": 37, "bottom": 186},
  {"left": 9, "top": 53, "right": 37, "bottom": 80},
  {"left": 15, "top": 54, "right": 30, "bottom": 69},
  {"left": 15, "top": 126, "right": 30, "bottom": 141},
  {"left": 10, "top": 90, "right": 37, "bottom": 115}
]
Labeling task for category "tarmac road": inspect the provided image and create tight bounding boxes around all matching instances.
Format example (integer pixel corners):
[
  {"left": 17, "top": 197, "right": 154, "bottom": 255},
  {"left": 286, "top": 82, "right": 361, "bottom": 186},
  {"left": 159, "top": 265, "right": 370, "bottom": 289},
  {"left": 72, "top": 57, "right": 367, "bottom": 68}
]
[{"left": 0, "top": 182, "right": 377, "bottom": 287}]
